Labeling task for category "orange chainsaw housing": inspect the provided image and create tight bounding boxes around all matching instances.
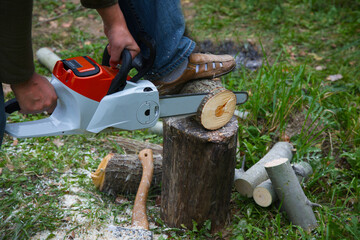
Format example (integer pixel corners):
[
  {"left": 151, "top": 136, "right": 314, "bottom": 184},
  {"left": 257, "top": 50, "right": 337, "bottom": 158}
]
[{"left": 53, "top": 56, "right": 130, "bottom": 102}]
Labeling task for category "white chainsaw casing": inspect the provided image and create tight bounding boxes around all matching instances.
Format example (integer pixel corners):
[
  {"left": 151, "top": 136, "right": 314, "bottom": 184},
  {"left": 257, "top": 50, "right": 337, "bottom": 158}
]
[
  {"left": 86, "top": 80, "right": 159, "bottom": 132},
  {"left": 5, "top": 76, "right": 160, "bottom": 138}
]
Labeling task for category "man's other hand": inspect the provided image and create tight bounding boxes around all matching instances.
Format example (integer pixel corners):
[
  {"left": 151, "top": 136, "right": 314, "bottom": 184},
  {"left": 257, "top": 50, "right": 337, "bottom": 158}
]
[{"left": 10, "top": 73, "right": 57, "bottom": 114}]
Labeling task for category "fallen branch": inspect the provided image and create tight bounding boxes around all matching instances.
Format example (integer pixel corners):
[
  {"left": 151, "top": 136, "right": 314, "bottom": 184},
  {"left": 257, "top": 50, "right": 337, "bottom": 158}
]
[
  {"left": 253, "top": 161, "right": 313, "bottom": 207},
  {"left": 265, "top": 158, "right": 318, "bottom": 232},
  {"left": 234, "top": 142, "right": 294, "bottom": 198}
]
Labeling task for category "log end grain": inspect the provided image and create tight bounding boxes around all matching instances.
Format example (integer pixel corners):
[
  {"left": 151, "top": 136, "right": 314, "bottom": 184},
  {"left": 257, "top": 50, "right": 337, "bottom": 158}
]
[
  {"left": 264, "top": 157, "right": 289, "bottom": 168},
  {"left": 253, "top": 186, "right": 273, "bottom": 207},
  {"left": 234, "top": 178, "right": 253, "bottom": 198},
  {"left": 198, "top": 88, "right": 237, "bottom": 130}
]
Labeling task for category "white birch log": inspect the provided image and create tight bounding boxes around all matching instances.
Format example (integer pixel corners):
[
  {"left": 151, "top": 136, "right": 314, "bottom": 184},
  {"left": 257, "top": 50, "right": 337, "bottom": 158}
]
[
  {"left": 234, "top": 142, "right": 294, "bottom": 197},
  {"left": 36, "top": 47, "right": 61, "bottom": 71},
  {"left": 265, "top": 158, "right": 318, "bottom": 232},
  {"left": 253, "top": 161, "right": 313, "bottom": 207}
]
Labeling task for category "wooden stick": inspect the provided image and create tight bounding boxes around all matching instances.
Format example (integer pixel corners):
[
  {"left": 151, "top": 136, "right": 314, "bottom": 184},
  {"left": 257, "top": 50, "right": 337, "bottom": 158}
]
[
  {"left": 132, "top": 149, "right": 154, "bottom": 229},
  {"left": 234, "top": 142, "right": 294, "bottom": 197},
  {"left": 265, "top": 158, "right": 318, "bottom": 232},
  {"left": 253, "top": 161, "right": 313, "bottom": 207}
]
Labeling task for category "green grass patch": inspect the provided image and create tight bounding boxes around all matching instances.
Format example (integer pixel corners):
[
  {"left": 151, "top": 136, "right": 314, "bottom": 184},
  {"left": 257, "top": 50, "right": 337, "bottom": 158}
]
[{"left": 0, "top": 0, "right": 359, "bottom": 239}]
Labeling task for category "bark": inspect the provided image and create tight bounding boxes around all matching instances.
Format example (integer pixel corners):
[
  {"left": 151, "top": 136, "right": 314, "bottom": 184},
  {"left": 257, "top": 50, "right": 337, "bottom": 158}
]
[
  {"left": 106, "top": 136, "right": 163, "bottom": 155},
  {"left": 253, "top": 161, "right": 313, "bottom": 207},
  {"left": 265, "top": 158, "right": 318, "bottom": 232},
  {"left": 234, "top": 142, "right": 294, "bottom": 198},
  {"left": 161, "top": 116, "right": 238, "bottom": 232}
]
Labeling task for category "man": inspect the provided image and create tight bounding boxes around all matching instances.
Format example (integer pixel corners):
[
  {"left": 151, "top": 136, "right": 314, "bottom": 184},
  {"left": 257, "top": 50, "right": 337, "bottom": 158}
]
[{"left": 0, "top": 0, "right": 235, "bottom": 146}]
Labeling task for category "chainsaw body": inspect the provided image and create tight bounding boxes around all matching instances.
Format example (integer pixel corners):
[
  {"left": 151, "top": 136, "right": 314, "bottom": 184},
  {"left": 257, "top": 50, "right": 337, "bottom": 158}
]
[{"left": 5, "top": 56, "right": 160, "bottom": 138}]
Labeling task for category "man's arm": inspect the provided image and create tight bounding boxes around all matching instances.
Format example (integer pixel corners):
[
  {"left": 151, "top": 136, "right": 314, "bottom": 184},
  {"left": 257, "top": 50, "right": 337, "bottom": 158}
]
[{"left": 0, "top": 0, "right": 57, "bottom": 114}]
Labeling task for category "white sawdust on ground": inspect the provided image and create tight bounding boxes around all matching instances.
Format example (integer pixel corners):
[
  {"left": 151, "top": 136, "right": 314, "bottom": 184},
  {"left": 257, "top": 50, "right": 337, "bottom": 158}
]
[{"left": 31, "top": 169, "right": 166, "bottom": 240}]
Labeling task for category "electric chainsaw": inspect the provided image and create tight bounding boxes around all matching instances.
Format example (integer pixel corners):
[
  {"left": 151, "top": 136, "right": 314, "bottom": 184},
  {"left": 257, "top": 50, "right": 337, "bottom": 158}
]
[{"left": 5, "top": 49, "right": 248, "bottom": 138}]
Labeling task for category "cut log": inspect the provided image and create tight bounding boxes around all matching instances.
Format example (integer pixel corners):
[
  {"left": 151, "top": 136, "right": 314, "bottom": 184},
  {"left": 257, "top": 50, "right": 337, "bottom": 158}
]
[
  {"left": 91, "top": 152, "right": 162, "bottom": 195},
  {"left": 264, "top": 158, "right": 318, "bottom": 232},
  {"left": 36, "top": 47, "right": 61, "bottom": 71},
  {"left": 234, "top": 142, "right": 294, "bottom": 198},
  {"left": 196, "top": 87, "right": 237, "bottom": 130},
  {"left": 253, "top": 161, "right": 313, "bottom": 207},
  {"left": 180, "top": 79, "right": 237, "bottom": 130},
  {"left": 107, "top": 136, "right": 163, "bottom": 155},
  {"left": 161, "top": 116, "right": 238, "bottom": 232}
]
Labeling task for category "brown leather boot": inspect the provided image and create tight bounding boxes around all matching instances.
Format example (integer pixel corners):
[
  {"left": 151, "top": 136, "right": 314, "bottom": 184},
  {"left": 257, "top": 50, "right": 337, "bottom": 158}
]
[{"left": 153, "top": 53, "right": 235, "bottom": 95}]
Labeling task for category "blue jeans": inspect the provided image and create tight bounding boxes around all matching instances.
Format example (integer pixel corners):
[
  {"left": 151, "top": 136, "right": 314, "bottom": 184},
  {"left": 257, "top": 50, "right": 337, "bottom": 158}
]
[{"left": 119, "top": 0, "right": 195, "bottom": 79}]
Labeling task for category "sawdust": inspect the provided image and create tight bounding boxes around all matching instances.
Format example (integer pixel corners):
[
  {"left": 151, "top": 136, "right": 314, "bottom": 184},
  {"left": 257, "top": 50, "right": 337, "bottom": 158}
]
[{"left": 30, "top": 169, "right": 166, "bottom": 240}]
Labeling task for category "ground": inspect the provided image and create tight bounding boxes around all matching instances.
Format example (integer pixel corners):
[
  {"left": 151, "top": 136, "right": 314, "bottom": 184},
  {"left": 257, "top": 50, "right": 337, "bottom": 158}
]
[{"left": 1, "top": 0, "right": 359, "bottom": 239}]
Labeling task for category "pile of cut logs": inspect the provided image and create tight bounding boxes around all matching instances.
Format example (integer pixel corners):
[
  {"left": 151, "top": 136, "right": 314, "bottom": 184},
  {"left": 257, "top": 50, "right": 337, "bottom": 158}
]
[{"left": 234, "top": 142, "right": 320, "bottom": 232}]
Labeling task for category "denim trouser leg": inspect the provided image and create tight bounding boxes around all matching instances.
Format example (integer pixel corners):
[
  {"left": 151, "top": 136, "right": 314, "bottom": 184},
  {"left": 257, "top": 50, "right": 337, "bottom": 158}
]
[
  {"left": 118, "top": 0, "right": 195, "bottom": 79},
  {"left": 0, "top": 88, "right": 5, "bottom": 148}
]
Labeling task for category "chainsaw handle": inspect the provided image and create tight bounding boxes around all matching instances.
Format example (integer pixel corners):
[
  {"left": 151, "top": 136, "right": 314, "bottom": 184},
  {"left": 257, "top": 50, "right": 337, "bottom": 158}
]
[
  {"left": 4, "top": 98, "right": 20, "bottom": 114},
  {"left": 102, "top": 31, "right": 156, "bottom": 85},
  {"left": 106, "top": 49, "right": 132, "bottom": 95}
]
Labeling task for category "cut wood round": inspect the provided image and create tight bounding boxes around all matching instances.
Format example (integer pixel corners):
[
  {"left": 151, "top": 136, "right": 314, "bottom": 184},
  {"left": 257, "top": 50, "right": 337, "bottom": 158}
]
[
  {"left": 234, "top": 142, "right": 294, "bottom": 198},
  {"left": 196, "top": 87, "right": 236, "bottom": 130},
  {"left": 180, "top": 79, "right": 237, "bottom": 130},
  {"left": 91, "top": 152, "right": 162, "bottom": 195},
  {"left": 253, "top": 161, "right": 313, "bottom": 207},
  {"left": 265, "top": 158, "right": 318, "bottom": 232},
  {"left": 161, "top": 116, "right": 238, "bottom": 232}
]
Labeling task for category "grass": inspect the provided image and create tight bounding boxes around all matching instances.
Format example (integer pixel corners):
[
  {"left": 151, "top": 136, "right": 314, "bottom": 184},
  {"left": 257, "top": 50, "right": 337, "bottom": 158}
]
[{"left": 1, "top": 0, "right": 360, "bottom": 239}]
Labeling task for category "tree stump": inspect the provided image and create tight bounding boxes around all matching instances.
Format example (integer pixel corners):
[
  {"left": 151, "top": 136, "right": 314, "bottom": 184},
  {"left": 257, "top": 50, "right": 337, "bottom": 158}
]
[{"left": 161, "top": 116, "right": 238, "bottom": 232}]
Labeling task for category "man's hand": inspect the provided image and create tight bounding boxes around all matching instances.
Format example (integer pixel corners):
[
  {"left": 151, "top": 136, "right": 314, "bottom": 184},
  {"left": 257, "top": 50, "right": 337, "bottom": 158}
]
[
  {"left": 97, "top": 4, "right": 140, "bottom": 67},
  {"left": 10, "top": 73, "right": 57, "bottom": 114}
]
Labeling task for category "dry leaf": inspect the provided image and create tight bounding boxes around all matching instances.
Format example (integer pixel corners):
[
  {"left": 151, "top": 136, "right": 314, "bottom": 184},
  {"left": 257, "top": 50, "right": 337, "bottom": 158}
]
[
  {"left": 84, "top": 40, "right": 92, "bottom": 45},
  {"left": 49, "top": 21, "right": 58, "bottom": 28},
  {"left": 53, "top": 138, "right": 64, "bottom": 147},
  {"left": 12, "top": 139, "right": 18, "bottom": 146},
  {"left": 308, "top": 53, "right": 323, "bottom": 61},
  {"left": 6, "top": 164, "right": 14, "bottom": 172},
  {"left": 0, "top": 168, "right": 2, "bottom": 175},
  {"left": 280, "top": 132, "right": 290, "bottom": 142},
  {"left": 299, "top": 50, "right": 307, "bottom": 57},
  {"left": 2, "top": 84, "right": 12, "bottom": 97},
  {"left": 38, "top": 16, "right": 47, "bottom": 22},
  {"left": 62, "top": 21, "right": 73, "bottom": 28},
  {"left": 315, "top": 65, "right": 326, "bottom": 71},
  {"left": 326, "top": 74, "right": 343, "bottom": 82},
  {"left": 115, "top": 196, "right": 128, "bottom": 204}
]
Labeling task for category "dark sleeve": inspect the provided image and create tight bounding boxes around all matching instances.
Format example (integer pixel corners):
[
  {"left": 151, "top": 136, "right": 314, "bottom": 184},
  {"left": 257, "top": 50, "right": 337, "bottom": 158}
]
[
  {"left": 80, "top": 0, "right": 117, "bottom": 9},
  {"left": 0, "top": 0, "right": 35, "bottom": 84}
]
